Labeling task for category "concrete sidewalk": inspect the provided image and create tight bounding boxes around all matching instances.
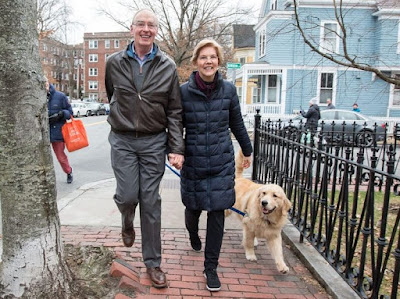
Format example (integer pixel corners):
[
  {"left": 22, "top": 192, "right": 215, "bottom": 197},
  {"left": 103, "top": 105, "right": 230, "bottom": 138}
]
[{"left": 58, "top": 168, "right": 359, "bottom": 298}]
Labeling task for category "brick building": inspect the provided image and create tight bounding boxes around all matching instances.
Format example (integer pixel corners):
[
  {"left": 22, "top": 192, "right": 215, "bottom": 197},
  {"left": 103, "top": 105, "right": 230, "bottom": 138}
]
[
  {"left": 39, "top": 33, "right": 84, "bottom": 98},
  {"left": 83, "top": 31, "right": 132, "bottom": 102}
]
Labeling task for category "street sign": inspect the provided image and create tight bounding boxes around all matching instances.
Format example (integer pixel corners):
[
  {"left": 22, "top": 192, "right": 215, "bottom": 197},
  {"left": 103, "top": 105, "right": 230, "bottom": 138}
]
[{"left": 227, "top": 62, "right": 241, "bottom": 69}]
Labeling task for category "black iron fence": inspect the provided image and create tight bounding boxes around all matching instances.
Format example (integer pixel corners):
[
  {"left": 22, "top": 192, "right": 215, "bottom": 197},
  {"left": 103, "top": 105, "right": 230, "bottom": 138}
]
[{"left": 251, "top": 112, "right": 400, "bottom": 299}]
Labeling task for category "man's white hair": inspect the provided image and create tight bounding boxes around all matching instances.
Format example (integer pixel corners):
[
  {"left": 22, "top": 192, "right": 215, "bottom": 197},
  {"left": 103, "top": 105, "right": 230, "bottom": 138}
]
[{"left": 309, "top": 97, "right": 318, "bottom": 105}]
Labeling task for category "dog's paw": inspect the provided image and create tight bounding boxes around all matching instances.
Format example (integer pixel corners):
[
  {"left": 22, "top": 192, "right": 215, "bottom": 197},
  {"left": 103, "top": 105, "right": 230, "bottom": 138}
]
[
  {"left": 245, "top": 253, "right": 257, "bottom": 261},
  {"left": 277, "top": 263, "right": 289, "bottom": 274}
]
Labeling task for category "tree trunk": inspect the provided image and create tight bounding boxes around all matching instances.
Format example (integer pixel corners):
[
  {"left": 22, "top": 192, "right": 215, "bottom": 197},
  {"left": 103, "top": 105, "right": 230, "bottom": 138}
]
[{"left": 0, "top": 1, "right": 74, "bottom": 297}]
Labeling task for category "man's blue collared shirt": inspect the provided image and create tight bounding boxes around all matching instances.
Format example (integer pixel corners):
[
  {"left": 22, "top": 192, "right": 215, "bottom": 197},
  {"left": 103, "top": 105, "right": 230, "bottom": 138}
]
[{"left": 127, "top": 42, "right": 156, "bottom": 66}]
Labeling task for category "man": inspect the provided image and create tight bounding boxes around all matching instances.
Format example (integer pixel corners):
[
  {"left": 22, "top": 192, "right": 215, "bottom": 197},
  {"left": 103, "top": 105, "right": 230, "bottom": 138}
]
[
  {"left": 353, "top": 103, "right": 361, "bottom": 112},
  {"left": 46, "top": 77, "right": 73, "bottom": 184},
  {"left": 300, "top": 97, "right": 320, "bottom": 132},
  {"left": 105, "top": 9, "right": 184, "bottom": 289},
  {"left": 326, "top": 98, "right": 335, "bottom": 109}
]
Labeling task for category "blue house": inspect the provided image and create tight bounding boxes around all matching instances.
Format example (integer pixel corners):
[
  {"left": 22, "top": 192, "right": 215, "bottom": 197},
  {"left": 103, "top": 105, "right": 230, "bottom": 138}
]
[{"left": 234, "top": 0, "right": 400, "bottom": 117}]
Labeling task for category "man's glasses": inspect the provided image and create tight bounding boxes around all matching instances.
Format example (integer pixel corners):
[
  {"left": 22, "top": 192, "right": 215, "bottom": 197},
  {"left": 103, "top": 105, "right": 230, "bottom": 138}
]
[{"left": 133, "top": 22, "right": 158, "bottom": 30}]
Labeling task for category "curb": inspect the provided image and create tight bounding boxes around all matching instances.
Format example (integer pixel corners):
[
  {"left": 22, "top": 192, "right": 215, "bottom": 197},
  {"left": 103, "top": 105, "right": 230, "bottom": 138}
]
[
  {"left": 57, "top": 178, "right": 115, "bottom": 211},
  {"left": 282, "top": 224, "right": 359, "bottom": 299}
]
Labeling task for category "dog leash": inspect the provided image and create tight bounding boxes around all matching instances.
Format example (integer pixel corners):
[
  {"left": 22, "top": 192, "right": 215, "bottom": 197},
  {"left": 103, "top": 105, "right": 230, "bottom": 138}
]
[{"left": 165, "top": 163, "right": 247, "bottom": 217}]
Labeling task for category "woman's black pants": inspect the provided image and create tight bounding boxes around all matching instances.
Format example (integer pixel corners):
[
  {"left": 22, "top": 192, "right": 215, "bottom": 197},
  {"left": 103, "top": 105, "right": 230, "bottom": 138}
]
[{"left": 185, "top": 208, "right": 225, "bottom": 271}]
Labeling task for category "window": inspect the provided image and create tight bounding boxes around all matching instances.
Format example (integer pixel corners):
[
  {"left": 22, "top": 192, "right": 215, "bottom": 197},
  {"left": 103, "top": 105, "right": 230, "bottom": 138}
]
[
  {"left": 258, "top": 30, "right": 266, "bottom": 57},
  {"left": 89, "top": 40, "right": 98, "bottom": 49},
  {"left": 395, "top": 74, "right": 400, "bottom": 90},
  {"left": 398, "top": 21, "right": 400, "bottom": 54},
  {"left": 114, "top": 40, "right": 120, "bottom": 48},
  {"left": 89, "top": 93, "right": 98, "bottom": 100},
  {"left": 73, "top": 73, "right": 77, "bottom": 80},
  {"left": 320, "top": 22, "right": 339, "bottom": 54},
  {"left": 105, "top": 54, "right": 110, "bottom": 60},
  {"left": 239, "top": 57, "right": 246, "bottom": 64},
  {"left": 65, "top": 74, "right": 69, "bottom": 80},
  {"left": 252, "top": 87, "right": 261, "bottom": 103},
  {"left": 88, "top": 54, "right": 98, "bottom": 62},
  {"left": 89, "top": 68, "right": 98, "bottom": 76},
  {"left": 393, "top": 73, "right": 400, "bottom": 106},
  {"left": 270, "top": 0, "right": 278, "bottom": 10},
  {"left": 42, "top": 43, "right": 47, "bottom": 51},
  {"left": 105, "top": 39, "right": 110, "bottom": 48},
  {"left": 319, "top": 72, "right": 334, "bottom": 104},
  {"left": 88, "top": 81, "right": 98, "bottom": 90},
  {"left": 267, "top": 75, "right": 278, "bottom": 103}
]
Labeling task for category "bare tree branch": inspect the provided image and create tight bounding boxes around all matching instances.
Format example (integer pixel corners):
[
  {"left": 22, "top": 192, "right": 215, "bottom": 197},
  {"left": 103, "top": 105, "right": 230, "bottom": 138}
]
[
  {"left": 97, "top": 0, "right": 252, "bottom": 68},
  {"left": 293, "top": 0, "right": 400, "bottom": 86}
]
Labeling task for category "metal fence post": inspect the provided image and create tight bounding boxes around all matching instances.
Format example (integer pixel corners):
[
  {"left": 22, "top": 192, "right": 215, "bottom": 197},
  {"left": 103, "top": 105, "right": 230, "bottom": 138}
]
[{"left": 252, "top": 109, "right": 261, "bottom": 181}]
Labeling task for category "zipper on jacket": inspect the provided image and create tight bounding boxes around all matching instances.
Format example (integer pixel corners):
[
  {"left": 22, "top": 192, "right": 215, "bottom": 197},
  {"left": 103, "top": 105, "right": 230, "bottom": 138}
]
[{"left": 138, "top": 93, "right": 142, "bottom": 101}]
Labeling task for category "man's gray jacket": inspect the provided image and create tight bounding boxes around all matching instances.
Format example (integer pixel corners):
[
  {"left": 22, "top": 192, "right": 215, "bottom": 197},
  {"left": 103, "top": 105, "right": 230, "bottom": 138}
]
[{"left": 105, "top": 43, "right": 184, "bottom": 155}]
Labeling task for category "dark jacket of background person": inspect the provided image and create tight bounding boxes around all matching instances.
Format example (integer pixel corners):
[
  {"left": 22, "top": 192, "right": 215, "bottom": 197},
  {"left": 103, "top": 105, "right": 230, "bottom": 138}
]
[
  {"left": 300, "top": 103, "right": 320, "bottom": 131},
  {"left": 180, "top": 71, "right": 253, "bottom": 212},
  {"left": 105, "top": 44, "right": 184, "bottom": 155},
  {"left": 47, "top": 84, "right": 72, "bottom": 142}
]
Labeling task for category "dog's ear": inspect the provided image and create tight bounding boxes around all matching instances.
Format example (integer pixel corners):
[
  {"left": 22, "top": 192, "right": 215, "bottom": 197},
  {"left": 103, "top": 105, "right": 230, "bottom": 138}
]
[
  {"left": 281, "top": 195, "right": 292, "bottom": 216},
  {"left": 257, "top": 187, "right": 266, "bottom": 200}
]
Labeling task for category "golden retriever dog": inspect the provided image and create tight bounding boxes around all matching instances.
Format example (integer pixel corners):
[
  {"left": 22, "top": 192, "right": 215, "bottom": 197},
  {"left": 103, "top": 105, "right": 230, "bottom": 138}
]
[{"left": 226, "top": 150, "right": 292, "bottom": 273}]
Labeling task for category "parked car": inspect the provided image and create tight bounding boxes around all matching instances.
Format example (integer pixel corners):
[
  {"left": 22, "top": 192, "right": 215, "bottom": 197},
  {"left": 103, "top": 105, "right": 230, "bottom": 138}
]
[
  {"left": 71, "top": 102, "right": 90, "bottom": 117},
  {"left": 84, "top": 102, "right": 107, "bottom": 116},
  {"left": 283, "top": 109, "right": 387, "bottom": 147},
  {"left": 103, "top": 103, "right": 110, "bottom": 115}
]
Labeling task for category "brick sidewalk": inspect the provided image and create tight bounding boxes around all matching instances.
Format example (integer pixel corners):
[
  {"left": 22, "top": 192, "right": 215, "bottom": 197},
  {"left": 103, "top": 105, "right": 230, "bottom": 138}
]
[{"left": 62, "top": 225, "right": 332, "bottom": 299}]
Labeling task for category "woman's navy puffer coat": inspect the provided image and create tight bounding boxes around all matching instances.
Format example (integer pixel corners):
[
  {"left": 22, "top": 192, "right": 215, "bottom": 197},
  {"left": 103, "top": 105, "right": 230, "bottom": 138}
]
[{"left": 180, "top": 71, "right": 253, "bottom": 212}]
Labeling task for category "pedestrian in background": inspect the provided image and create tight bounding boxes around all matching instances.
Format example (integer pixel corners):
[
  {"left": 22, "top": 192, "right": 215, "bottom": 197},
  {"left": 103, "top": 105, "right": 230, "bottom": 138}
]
[
  {"left": 105, "top": 8, "right": 184, "bottom": 289},
  {"left": 353, "top": 103, "right": 361, "bottom": 112},
  {"left": 46, "top": 77, "right": 73, "bottom": 184},
  {"left": 326, "top": 98, "right": 335, "bottom": 109},
  {"left": 300, "top": 97, "right": 321, "bottom": 132},
  {"left": 180, "top": 39, "right": 253, "bottom": 292}
]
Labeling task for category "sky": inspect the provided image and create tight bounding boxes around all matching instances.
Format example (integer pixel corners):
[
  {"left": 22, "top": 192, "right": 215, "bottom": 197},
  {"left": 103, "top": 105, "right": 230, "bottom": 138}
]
[{"left": 66, "top": 0, "right": 264, "bottom": 44}]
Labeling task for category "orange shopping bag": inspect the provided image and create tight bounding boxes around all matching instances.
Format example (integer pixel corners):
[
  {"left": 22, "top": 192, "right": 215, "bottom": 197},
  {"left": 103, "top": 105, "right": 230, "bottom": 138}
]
[{"left": 61, "top": 116, "right": 89, "bottom": 152}]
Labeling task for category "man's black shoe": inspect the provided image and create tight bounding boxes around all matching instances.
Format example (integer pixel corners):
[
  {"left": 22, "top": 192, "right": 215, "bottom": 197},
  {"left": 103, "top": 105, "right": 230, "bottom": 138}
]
[
  {"left": 121, "top": 228, "right": 135, "bottom": 247},
  {"left": 203, "top": 268, "right": 221, "bottom": 291},
  {"left": 67, "top": 172, "right": 73, "bottom": 184},
  {"left": 189, "top": 233, "right": 201, "bottom": 252}
]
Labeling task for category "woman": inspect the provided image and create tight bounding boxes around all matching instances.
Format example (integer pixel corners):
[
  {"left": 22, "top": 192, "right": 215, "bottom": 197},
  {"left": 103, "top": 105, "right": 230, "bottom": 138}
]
[
  {"left": 180, "top": 39, "right": 253, "bottom": 292},
  {"left": 46, "top": 77, "right": 74, "bottom": 183}
]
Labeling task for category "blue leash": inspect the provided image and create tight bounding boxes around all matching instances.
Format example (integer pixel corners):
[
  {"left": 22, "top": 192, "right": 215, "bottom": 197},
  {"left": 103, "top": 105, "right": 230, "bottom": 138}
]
[{"left": 165, "top": 163, "right": 246, "bottom": 217}]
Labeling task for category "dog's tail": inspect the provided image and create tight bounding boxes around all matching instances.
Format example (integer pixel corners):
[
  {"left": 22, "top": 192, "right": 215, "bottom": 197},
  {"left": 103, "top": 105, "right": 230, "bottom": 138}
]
[{"left": 235, "top": 149, "right": 245, "bottom": 178}]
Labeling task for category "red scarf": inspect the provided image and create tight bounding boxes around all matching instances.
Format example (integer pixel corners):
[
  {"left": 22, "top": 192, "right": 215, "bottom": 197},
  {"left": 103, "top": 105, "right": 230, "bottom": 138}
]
[{"left": 195, "top": 72, "right": 217, "bottom": 99}]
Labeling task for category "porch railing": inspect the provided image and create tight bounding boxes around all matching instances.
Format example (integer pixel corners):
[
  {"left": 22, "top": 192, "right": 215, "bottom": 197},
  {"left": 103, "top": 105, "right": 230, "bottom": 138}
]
[{"left": 251, "top": 111, "right": 400, "bottom": 299}]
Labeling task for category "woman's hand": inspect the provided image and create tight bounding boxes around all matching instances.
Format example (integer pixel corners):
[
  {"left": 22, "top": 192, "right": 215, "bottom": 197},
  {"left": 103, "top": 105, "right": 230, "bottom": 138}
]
[
  {"left": 243, "top": 156, "right": 252, "bottom": 169},
  {"left": 168, "top": 153, "right": 184, "bottom": 170}
]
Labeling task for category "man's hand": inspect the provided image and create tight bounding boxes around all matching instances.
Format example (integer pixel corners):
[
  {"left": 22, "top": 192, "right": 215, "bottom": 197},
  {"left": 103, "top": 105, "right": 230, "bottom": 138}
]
[
  {"left": 243, "top": 155, "right": 252, "bottom": 169},
  {"left": 168, "top": 153, "right": 184, "bottom": 170}
]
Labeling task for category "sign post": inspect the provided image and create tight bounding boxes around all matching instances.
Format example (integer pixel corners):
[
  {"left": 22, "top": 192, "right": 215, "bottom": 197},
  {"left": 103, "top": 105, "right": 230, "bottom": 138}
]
[
  {"left": 226, "top": 62, "right": 244, "bottom": 113},
  {"left": 227, "top": 62, "right": 241, "bottom": 85}
]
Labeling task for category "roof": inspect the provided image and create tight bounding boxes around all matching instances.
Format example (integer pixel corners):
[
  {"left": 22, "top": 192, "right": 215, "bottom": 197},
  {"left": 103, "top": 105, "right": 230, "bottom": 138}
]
[
  {"left": 377, "top": 0, "right": 400, "bottom": 7},
  {"left": 83, "top": 31, "right": 131, "bottom": 39},
  {"left": 232, "top": 24, "right": 255, "bottom": 49}
]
